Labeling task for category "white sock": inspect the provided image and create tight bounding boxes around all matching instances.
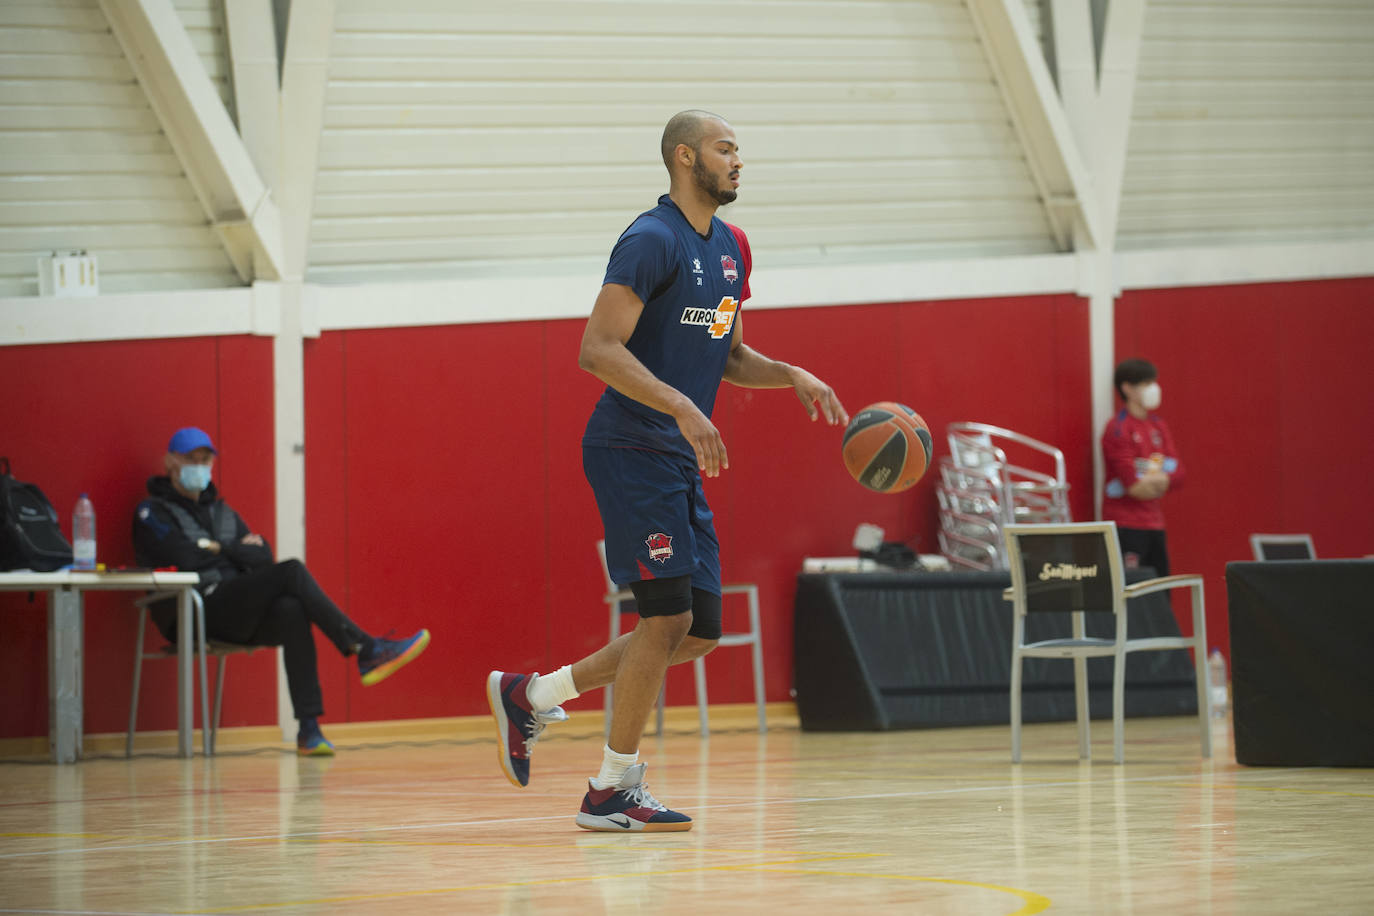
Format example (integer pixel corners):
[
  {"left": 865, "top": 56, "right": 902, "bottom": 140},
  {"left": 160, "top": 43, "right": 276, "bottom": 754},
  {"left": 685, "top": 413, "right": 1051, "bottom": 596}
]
[
  {"left": 591, "top": 745, "right": 638, "bottom": 789},
  {"left": 526, "top": 664, "right": 579, "bottom": 712}
]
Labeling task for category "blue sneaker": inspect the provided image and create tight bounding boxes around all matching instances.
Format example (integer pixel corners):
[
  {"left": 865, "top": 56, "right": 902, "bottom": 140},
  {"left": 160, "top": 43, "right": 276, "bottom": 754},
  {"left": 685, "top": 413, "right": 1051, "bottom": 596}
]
[
  {"left": 296, "top": 719, "right": 335, "bottom": 757},
  {"left": 359, "top": 629, "right": 430, "bottom": 686},
  {"left": 575, "top": 763, "right": 692, "bottom": 832},
  {"left": 486, "top": 670, "right": 567, "bottom": 788}
]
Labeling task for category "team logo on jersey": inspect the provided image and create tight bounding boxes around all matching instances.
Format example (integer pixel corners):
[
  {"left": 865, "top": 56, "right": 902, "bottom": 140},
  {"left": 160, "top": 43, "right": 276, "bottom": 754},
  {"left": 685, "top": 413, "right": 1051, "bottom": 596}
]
[
  {"left": 645, "top": 532, "right": 674, "bottom": 563},
  {"left": 691, "top": 258, "right": 703, "bottom": 274},
  {"left": 680, "top": 296, "right": 739, "bottom": 339},
  {"left": 721, "top": 254, "right": 738, "bottom": 283}
]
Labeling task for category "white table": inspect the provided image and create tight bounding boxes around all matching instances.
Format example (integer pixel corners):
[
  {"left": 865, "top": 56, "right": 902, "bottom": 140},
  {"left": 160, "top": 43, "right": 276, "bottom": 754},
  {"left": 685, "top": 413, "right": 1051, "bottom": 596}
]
[{"left": 0, "top": 569, "right": 200, "bottom": 763}]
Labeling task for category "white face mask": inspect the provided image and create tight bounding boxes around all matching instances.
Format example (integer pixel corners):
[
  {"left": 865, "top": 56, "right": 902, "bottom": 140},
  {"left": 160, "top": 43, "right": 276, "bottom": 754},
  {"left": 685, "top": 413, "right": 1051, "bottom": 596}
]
[
  {"left": 1140, "top": 382, "right": 1162, "bottom": 410},
  {"left": 178, "top": 463, "right": 212, "bottom": 493}
]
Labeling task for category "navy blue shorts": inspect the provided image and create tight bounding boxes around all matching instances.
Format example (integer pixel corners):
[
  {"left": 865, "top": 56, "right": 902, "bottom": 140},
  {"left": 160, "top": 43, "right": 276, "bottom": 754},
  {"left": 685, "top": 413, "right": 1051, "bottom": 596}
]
[{"left": 582, "top": 445, "right": 722, "bottom": 598}]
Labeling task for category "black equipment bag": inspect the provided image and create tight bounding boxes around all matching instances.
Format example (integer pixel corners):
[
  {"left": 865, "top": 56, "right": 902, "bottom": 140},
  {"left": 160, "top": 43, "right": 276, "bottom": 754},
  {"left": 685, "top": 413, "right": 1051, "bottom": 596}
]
[{"left": 0, "top": 457, "right": 73, "bottom": 572}]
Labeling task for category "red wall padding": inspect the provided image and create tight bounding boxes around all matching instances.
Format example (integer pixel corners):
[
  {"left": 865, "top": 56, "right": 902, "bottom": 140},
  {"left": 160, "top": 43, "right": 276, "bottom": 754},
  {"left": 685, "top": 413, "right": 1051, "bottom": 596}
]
[
  {"left": 2, "top": 278, "right": 1367, "bottom": 739},
  {"left": 299, "top": 294, "right": 1091, "bottom": 723},
  {"left": 0, "top": 336, "right": 276, "bottom": 739},
  {"left": 1115, "top": 277, "right": 1374, "bottom": 659}
]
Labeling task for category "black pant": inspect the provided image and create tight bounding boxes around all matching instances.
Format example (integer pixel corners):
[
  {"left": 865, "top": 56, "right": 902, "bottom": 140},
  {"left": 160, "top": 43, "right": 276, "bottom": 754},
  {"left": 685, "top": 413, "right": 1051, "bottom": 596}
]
[
  {"left": 1117, "top": 527, "right": 1169, "bottom": 577},
  {"left": 203, "top": 559, "right": 370, "bottom": 721}
]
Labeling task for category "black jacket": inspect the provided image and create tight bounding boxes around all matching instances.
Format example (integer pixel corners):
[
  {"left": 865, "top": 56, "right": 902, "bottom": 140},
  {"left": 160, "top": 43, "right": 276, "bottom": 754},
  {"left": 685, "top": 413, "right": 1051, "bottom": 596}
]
[{"left": 132, "top": 476, "right": 275, "bottom": 591}]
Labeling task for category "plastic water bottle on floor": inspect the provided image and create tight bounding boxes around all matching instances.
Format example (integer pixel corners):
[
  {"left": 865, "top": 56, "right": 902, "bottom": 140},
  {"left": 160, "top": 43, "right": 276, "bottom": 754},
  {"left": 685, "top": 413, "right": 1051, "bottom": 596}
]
[
  {"left": 1207, "top": 648, "right": 1228, "bottom": 718},
  {"left": 73, "top": 493, "right": 96, "bottom": 570}
]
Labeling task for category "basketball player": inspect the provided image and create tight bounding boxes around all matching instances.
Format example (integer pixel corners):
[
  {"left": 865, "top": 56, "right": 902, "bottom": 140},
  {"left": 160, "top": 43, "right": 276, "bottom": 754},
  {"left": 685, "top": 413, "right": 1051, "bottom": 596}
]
[
  {"left": 488, "top": 110, "right": 847, "bottom": 831},
  {"left": 1102, "top": 358, "right": 1186, "bottom": 575}
]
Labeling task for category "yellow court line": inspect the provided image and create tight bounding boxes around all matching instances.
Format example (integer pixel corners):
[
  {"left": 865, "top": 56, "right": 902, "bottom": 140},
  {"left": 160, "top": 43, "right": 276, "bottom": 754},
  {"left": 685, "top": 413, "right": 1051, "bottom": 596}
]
[
  {"left": 739, "top": 868, "right": 1052, "bottom": 916},
  {"left": 288, "top": 835, "right": 884, "bottom": 857},
  {"left": 187, "top": 854, "right": 950, "bottom": 914},
  {"left": 3, "top": 835, "right": 1049, "bottom": 914},
  {"left": 0, "top": 829, "right": 886, "bottom": 860},
  {"left": 1155, "top": 783, "right": 1374, "bottom": 799}
]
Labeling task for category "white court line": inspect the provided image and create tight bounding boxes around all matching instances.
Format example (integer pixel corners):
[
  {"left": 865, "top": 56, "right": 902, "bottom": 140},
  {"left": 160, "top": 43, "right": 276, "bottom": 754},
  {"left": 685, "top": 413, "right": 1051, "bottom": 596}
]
[{"left": 0, "top": 768, "right": 1309, "bottom": 861}]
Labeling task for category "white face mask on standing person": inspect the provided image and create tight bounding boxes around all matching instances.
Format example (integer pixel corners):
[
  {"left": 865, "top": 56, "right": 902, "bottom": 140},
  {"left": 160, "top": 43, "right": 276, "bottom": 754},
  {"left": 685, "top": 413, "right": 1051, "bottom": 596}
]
[{"left": 1140, "top": 382, "right": 1162, "bottom": 411}]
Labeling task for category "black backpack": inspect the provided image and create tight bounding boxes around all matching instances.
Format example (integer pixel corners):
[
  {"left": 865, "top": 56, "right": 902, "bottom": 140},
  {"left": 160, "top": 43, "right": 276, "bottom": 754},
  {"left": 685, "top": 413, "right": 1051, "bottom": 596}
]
[{"left": 0, "top": 457, "right": 73, "bottom": 572}]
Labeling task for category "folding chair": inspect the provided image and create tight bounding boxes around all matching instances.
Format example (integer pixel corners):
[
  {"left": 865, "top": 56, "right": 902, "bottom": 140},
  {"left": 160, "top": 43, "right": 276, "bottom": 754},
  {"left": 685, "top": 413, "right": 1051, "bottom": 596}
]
[
  {"left": 938, "top": 423, "right": 1073, "bottom": 571},
  {"left": 1002, "top": 521, "right": 1212, "bottom": 764},
  {"left": 127, "top": 589, "right": 259, "bottom": 756},
  {"left": 598, "top": 540, "right": 765, "bottom": 737}
]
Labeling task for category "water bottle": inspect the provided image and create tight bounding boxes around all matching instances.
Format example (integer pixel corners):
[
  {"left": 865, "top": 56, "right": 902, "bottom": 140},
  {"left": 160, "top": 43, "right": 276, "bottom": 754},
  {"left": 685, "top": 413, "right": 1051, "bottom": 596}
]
[
  {"left": 1207, "top": 648, "right": 1228, "bottom": 718},
  {"left": 73, "top": 493, "right": 96, "bottom": 570}
]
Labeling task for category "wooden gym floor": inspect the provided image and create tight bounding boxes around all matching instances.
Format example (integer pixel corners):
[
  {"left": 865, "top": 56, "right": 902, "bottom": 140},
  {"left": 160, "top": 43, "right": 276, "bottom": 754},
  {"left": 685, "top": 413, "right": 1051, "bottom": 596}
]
[{"left": 1, "top": 709, "right": 1371, "bottom": 915}]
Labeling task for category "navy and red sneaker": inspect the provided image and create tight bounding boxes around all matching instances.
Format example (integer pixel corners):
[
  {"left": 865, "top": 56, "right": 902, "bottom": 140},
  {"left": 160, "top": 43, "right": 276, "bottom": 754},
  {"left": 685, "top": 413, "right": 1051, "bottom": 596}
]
[
  {"left": 575, "top": 763, "right": 693, "bottom": 832},
  {"left": 486, "top": 670, "right": 567, "bottom": 788}
]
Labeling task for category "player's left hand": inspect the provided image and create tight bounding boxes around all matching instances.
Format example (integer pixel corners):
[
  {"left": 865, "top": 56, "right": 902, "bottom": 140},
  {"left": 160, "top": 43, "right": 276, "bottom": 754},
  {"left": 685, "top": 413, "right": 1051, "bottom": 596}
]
[{"left": 790, "top": 368, "right": 849, "bottom": 426}]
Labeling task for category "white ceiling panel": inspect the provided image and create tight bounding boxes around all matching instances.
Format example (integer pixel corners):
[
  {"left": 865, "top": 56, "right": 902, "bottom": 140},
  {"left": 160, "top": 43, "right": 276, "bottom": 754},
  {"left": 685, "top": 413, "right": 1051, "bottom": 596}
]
[
  {"left": 0, "top": 0, "right": 241, "bottom": 295},
  {"left": 1119, "top": 0, "right": 1374, "bottom": 249},
  {"left": 309, "top": 0, "right": 1055, "bottom": 282}
]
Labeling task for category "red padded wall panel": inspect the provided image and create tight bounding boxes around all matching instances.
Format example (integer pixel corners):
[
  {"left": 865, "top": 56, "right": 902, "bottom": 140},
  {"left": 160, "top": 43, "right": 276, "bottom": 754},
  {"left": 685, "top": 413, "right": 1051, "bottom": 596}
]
[
  {"left": 330, "top": 323, "right": 556, "bottom": 722},
  {"left": 0, "top": 336, "right": 276, "bottom": 738},
  {"left": 1115, "top": 278, "right": 1374, "bottom": 659},
  {"left": 5, "top": 277, "right": 1366, "bottom": 741},
  {"left": 539, "top": 319, "right": 620, "bottom": 674},
  {"left": 303, "top": 333, "right": 354, "bottom": 720},
  {"left": 1273, "top": 282, "right": 1374, "bottom": 548}
]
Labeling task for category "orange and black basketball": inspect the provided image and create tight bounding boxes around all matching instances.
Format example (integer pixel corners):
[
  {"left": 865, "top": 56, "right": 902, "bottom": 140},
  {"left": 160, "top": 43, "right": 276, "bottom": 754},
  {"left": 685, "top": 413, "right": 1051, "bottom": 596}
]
[{"left": 841, "top": 401, "right": 933, "bottom": 493}]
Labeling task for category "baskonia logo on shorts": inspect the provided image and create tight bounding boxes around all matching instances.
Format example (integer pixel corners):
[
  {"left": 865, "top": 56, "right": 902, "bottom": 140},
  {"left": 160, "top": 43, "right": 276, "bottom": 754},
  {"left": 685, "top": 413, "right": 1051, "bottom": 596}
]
[
  {"left": 680, "top": 296, "right": 738, "bottom": 339},
  {"left": 645, "top": 532, "right": 674, "bottom": 563}
]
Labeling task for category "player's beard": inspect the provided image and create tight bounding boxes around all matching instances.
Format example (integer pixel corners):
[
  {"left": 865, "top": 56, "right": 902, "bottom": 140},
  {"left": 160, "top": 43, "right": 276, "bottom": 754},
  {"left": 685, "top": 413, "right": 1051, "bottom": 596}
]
[{"left": 692, "top": 156, "right": 737, "bottom": 206}]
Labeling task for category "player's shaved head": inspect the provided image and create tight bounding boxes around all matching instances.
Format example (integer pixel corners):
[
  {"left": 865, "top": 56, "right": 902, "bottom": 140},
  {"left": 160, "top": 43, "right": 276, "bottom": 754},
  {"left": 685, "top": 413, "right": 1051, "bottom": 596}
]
[{"left": 661, "top": 110, "right": 730, "bottom": 170}]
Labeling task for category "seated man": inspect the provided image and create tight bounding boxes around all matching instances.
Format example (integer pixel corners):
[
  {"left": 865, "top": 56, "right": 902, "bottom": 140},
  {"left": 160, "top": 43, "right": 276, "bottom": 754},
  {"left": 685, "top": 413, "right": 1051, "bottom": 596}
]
[{"left": 132, "top": 426, "right": 430, "bottom": 755}]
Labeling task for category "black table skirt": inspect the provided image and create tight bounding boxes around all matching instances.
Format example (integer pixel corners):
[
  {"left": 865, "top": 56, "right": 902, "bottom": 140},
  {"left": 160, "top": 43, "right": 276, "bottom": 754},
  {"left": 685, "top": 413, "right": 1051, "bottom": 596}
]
[{"left": 794, "top": 570, "right": 1200, "bottom": 731}]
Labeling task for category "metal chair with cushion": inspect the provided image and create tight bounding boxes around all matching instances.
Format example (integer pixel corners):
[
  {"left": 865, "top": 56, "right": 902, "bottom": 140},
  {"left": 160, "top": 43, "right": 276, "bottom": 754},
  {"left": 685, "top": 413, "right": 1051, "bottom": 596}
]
[
  {"left": 598, "top": 539, "right": 765, "bottom": 737},
  {"left": 1002, "top": 521, "right": 1212, "bottom": 764}
]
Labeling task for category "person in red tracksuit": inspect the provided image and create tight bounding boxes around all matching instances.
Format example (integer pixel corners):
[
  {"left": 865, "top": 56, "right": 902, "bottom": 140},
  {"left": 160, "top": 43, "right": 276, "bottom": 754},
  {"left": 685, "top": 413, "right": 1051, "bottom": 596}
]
[{"left": 1101, "top": 359, "right": 1185, "bottom": 576}]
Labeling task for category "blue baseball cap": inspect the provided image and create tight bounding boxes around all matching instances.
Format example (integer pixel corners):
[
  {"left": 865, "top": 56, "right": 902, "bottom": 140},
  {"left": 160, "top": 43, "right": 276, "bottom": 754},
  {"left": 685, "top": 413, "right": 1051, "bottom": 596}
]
[{"left": 167, "top": 427, "right": 217, "bottom": 455}]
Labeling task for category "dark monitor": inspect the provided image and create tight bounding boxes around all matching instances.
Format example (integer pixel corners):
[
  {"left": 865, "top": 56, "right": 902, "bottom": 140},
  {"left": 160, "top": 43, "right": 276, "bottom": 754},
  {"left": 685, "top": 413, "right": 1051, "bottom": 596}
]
[{"left": 1250, "top": 534, "right": 1316, "bottom": 562}]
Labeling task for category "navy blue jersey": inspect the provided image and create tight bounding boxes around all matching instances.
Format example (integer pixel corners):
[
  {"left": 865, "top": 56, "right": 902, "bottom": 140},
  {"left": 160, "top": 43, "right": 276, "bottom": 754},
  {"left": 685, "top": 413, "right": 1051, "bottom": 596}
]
[{"left": 582, "top": 195, "right": 753, "bottom": 461}]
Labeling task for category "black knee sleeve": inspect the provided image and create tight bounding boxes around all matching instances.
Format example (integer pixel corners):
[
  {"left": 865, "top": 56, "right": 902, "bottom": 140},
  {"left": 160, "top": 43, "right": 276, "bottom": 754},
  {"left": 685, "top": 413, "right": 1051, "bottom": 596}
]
[
  {"left": 629, "top": 574, "right": 693, "bottom": 617},
  {"left": 687, "top": 588, "right": 722, "bottom": 640}
]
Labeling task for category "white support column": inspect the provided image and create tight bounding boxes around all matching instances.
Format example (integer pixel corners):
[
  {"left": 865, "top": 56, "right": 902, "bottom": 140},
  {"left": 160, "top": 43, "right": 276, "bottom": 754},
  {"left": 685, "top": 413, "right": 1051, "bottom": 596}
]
[
  {"left": 226, "top": 0, "right": 297, "bottom": 740},
  {"left": 1048, "top": 0, "right": 1148, "bottom": 518},
  {"left": 1050, "top": 0, "right": 1099, "bottom": 157},
  {"left": 1079, "top": 243, "right": 1118, "bottom": 521},
  {"left": 1090, "top": 0, "right": 1147, "bottom": 520},
  {"left": 1094, "top": 0, "right": 1147, "bottom": 249},
  {"left": 224, "top": 0, "right": 280, "bottom": 189},
  {"left": 279, "top": 1, "right": 336, "bottom": 278},
  {"left": 98, "top": 0, "right": 284, "bottom": 281},
  {"left": 966, "top": 0, "right": 1103, "bottom": 250},
  {"left": 269, "top": 0, "right": 335, "bottom": 740},
  {"left": 1054, "top": 0, "right": 1112, "bottom": 518},
  {"left": 271, "top": 281, "right": 305, "bottom": 740}
]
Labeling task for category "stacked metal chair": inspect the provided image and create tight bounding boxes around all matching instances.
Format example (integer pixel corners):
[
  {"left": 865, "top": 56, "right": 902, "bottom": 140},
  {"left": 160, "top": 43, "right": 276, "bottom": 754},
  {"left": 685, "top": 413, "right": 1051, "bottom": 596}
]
[{"left": 936, "top": 422, "right": 1072, "bottom": 570}]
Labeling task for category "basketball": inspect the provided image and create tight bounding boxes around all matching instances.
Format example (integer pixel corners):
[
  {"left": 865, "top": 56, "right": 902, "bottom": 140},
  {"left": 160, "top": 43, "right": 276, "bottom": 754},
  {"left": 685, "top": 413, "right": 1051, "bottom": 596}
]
[{"left": 841, "top": 401, "right": 933, "bottom": 493}]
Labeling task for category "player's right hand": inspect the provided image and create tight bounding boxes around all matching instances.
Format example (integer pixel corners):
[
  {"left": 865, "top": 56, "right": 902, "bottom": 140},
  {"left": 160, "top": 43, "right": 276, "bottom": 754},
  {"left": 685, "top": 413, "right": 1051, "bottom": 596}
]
[{"left": 676, "top": 406, "right": 728, "bottom": 477}]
